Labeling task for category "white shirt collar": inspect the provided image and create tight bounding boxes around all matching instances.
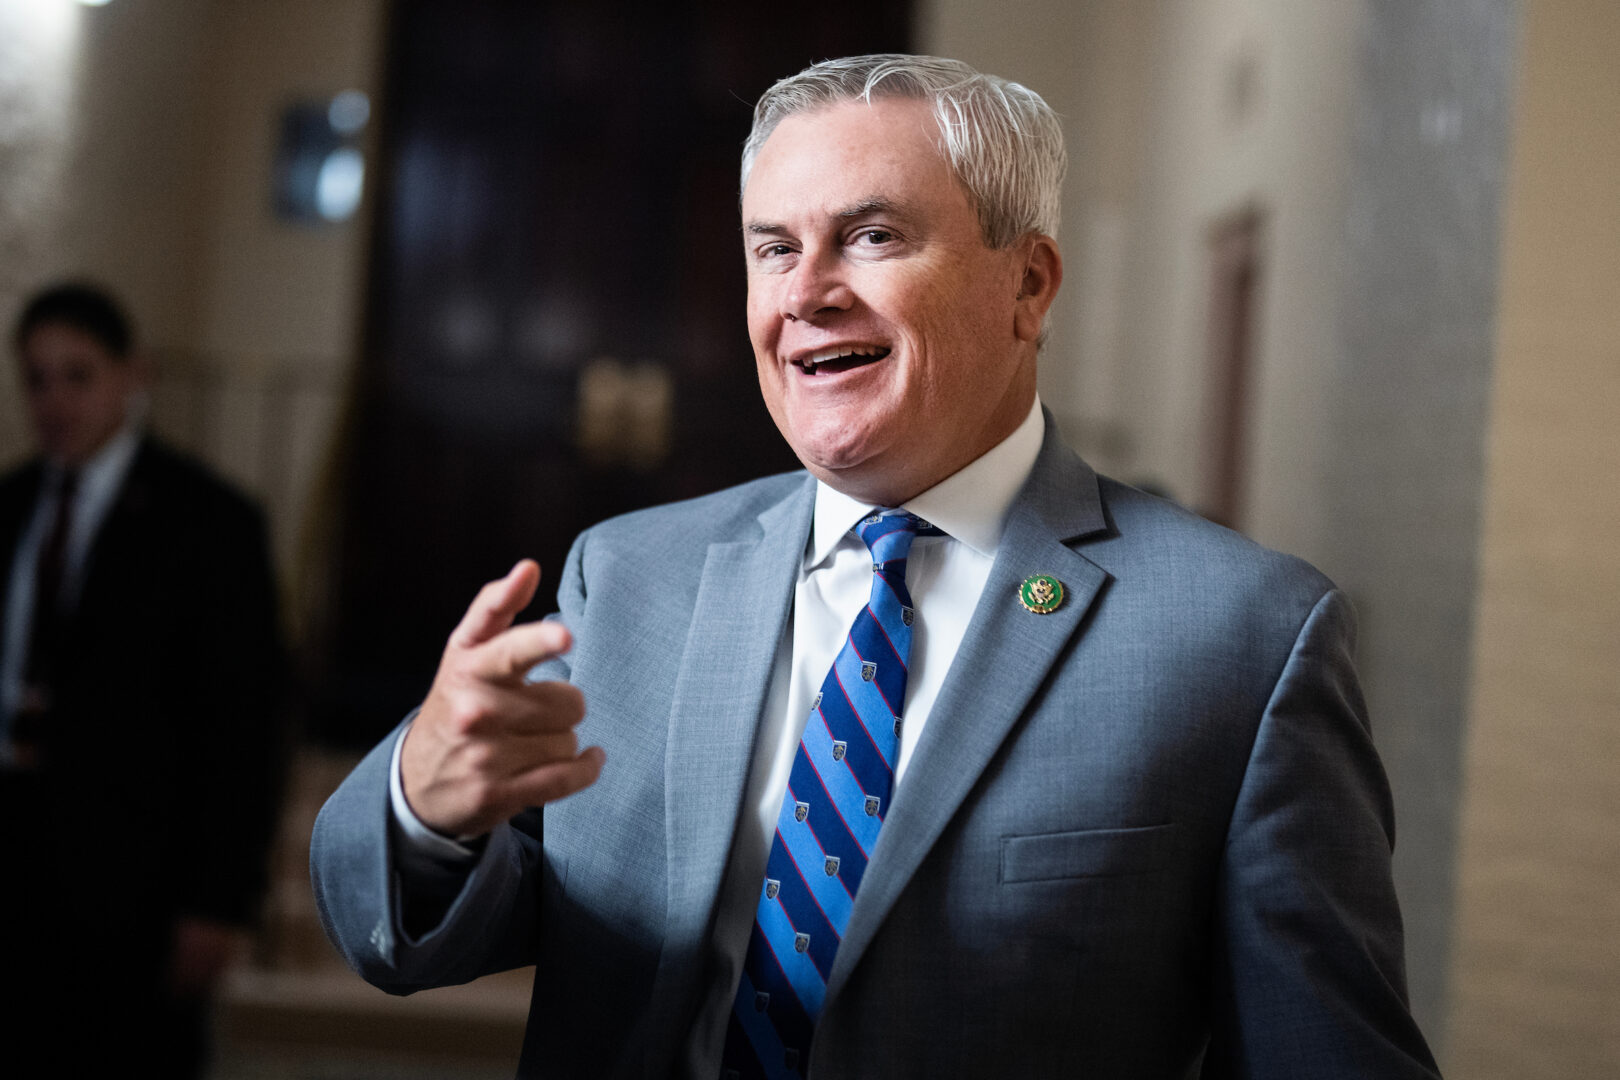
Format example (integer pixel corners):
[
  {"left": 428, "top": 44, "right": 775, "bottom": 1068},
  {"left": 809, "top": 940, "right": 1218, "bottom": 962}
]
[
  {"left": 49, "top": 415, "right": 143, "bottom": 504},
  {"left": 808, "top": 395, "right": 1046, "bottom": 567}
]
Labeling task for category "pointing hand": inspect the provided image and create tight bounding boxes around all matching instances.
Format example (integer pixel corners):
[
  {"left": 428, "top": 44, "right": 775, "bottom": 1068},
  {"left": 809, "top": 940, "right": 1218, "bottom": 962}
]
[{"left": 400, "top": 560, "right": 604, "bottom": 838}]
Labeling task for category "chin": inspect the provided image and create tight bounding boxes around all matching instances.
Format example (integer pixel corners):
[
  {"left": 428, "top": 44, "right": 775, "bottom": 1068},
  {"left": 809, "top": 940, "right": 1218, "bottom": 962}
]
[{"left": 787, "top": 421, "right": 885, "bottom": 474}]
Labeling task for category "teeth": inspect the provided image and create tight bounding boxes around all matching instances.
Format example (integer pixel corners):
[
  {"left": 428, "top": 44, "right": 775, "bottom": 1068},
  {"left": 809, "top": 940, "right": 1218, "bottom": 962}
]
[
  {"left": 808, "top": 346, "right": 883, "bottom": 364},
  {"left": 795, "top": 346, "right": 889, "bottom": 373}
]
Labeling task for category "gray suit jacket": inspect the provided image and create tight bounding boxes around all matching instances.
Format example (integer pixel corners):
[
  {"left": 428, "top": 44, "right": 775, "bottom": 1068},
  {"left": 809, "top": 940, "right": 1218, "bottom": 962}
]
[{"left": 312, "top": 418, "right": 1439, "bottom": 1078}]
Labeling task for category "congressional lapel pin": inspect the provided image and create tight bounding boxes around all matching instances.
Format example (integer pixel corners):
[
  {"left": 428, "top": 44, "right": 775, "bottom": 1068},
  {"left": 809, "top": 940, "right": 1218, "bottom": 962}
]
[{"left": 1019, "top": 574, "right": 1065, "bottom": 615}]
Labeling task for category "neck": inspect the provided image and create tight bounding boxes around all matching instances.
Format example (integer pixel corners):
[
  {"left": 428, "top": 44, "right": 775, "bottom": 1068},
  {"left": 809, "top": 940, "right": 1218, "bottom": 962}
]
[{"left": 817, "top": 382, "right": 1037, "bottom": 506}]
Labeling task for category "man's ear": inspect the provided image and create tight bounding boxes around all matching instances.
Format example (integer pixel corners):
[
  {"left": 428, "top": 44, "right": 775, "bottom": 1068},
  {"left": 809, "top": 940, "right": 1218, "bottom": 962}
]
[{"left": 1012, "top": 234, "right": 1063, "bottom": 344}]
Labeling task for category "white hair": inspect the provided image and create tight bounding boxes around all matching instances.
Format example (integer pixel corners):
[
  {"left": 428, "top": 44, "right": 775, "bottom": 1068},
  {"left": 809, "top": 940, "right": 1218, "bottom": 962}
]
[{"left": 740, "top": 54, "right": 1066, "bottom": 249}]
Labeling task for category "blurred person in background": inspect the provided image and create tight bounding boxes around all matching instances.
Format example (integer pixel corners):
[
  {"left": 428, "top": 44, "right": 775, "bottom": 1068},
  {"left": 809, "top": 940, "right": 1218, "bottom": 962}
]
[{"left": 0, "top": 282, "right": 287, "bottom": 1076}]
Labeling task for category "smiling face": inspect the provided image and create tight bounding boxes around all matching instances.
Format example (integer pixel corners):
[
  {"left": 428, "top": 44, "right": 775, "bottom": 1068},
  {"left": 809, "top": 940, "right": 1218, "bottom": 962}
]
[
  {"left": 742, "top": 97, "right": 1060, "bottom": 505},
  {"left": 19, "top": 322, "right": 139, "bottom": 467}
]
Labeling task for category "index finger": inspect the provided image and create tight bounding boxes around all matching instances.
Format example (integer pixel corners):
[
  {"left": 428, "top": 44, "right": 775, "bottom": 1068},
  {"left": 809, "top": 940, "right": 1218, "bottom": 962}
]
[{"left": 449, "top": 560, "right": 542, "bottom": 651}]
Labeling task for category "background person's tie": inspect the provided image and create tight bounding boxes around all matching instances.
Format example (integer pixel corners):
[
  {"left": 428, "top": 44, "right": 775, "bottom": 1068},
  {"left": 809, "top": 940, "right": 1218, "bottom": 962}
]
[
  {"left": 723, "top": 509, "right": 940, "bottom": 1079},
  {"left": 15, "top": 468, "right": 79, "bottom": 751}
]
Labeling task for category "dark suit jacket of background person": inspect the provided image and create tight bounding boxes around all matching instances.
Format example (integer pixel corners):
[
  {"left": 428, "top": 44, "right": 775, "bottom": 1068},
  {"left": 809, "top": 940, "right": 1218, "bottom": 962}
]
[
  {"left": 313, "top": 416, "right": 1440, "bottom": 1079},
  {"left": 0, "top": 436, "right": 286, "bottom": 1061}
]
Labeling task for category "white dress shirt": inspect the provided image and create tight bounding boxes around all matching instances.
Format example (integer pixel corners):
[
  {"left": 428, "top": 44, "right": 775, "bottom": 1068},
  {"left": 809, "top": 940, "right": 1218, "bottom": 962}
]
[
  {"left": 0, "top": 421, "right": 143, "bottom": 749},
  {"left": 390, "top": 395, "right": 1047, "bottom": 1045}
]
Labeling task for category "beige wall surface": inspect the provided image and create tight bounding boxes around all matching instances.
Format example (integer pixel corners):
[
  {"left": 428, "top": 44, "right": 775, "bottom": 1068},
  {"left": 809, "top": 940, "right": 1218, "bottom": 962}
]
[
  {"left": 1446, "top": 0, "right": 1620, "bottom": 1073},
  {"left": 0, "top": 0, "right": 385, "bottom": 580},
  {"left": 0, "top": 0, "right": 214, "bottom": 459},
  {"left": 922, "top": 0, "right": 1367, "bottom": 562},
  {"left": 917, "top": 0, "right": 1160, "bottom": 479},
  {"left": 1119, "top": 0, "right": 1368, "bottom": 563}
]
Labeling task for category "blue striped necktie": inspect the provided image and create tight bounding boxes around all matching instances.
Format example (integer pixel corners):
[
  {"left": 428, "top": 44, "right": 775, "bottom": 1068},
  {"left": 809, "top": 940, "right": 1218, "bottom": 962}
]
[{"left": 722, "top": 509, "right": 940, "bottom": 1079}]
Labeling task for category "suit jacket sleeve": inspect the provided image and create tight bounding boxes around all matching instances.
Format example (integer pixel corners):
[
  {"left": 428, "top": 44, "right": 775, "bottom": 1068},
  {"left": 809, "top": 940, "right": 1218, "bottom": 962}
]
[
  {"left": 1203, "top": 589, "right": 1440, "bottom": 1078},
  {"left": 309, "top": 530, "right": 587, "bottom": 994}
]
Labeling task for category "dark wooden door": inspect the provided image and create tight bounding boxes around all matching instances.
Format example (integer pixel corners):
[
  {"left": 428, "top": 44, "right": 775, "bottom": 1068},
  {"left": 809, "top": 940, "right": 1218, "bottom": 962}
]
[{"left": 313, "top": 0, "right": 910, "bottom": 745}]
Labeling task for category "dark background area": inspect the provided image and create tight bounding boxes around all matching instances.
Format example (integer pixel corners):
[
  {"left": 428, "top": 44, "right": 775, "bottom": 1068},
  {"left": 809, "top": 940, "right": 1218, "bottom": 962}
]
[{"left": 313, "top": 0, "right": 911, "bottom": 746}]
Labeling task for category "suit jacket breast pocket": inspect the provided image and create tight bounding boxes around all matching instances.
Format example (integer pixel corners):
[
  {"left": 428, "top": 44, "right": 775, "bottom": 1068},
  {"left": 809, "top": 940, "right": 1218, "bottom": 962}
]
[{"left": 999, "top": 824, "right": 1178, "bottom": 884}]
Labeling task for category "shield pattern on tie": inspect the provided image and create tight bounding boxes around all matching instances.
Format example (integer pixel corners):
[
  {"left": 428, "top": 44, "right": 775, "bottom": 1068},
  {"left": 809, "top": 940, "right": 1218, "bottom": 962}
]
[{"left": 728, "top": 508, "right": 930, "bottom": 1066}]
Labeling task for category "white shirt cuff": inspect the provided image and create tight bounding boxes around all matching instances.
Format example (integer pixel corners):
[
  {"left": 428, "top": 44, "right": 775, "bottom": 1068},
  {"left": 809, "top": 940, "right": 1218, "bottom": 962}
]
[{"left": 388, "top": 723, "right": 481, "bottom": 862}]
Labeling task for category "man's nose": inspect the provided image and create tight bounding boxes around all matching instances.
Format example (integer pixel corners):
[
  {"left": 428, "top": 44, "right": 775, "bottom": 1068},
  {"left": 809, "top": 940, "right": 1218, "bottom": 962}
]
[{"left": 782, "top": 248, "right": 853, "bottom": 322}]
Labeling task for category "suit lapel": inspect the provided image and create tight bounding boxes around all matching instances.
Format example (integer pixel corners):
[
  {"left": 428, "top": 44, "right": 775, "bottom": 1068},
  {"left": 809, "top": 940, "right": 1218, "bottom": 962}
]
[
  {"left": 651, "top": 475, "right": 816, "bottom": 1021},
  {"left": 827, "top": 422, "right": 1111, "bottom": 1001}
]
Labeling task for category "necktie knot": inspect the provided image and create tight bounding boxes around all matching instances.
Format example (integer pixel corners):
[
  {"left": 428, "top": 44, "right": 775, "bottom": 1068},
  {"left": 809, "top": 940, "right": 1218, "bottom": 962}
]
[{"left": 854, "top": 509, "right": 937, "bottom": 565}]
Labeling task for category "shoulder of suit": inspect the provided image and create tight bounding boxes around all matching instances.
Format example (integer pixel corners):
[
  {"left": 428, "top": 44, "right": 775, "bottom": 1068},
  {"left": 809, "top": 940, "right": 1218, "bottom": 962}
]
[
  {"left": 127, "top": 436, "right": 269, "bottom": 529},
  {"left": 1091, "top": 474, "right": 1336, "bottom": 601},
  {"left": 581, "top": 469, "right": 811, "bottom": 548}
]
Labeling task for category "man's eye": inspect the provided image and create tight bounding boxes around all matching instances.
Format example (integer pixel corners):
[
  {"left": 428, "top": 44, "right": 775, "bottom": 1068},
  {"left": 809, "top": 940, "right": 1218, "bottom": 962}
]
[{"left": 856, "top": 229, "right": 894, "bottom": 246}]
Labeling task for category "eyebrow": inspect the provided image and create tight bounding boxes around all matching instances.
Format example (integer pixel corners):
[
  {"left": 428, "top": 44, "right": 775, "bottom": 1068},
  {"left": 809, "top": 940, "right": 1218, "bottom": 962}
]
[
  {"left": 836, "top": 198, "right": 902, "bottom": 219},
  {"left": 743, "top": 197, "right": 915, "bottom": 238}
]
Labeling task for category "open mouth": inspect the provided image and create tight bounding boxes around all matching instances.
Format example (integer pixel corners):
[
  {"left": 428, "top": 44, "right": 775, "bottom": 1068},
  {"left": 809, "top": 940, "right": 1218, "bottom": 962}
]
[{"left": 793, "top": 347, "right": 891, "bottom": 376}]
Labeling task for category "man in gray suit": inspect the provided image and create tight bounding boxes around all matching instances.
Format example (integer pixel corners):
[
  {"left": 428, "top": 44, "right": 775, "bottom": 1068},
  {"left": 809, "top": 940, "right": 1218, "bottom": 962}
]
[{"left": 313, "top": 55, "right": 1440, "bottom": 1078}]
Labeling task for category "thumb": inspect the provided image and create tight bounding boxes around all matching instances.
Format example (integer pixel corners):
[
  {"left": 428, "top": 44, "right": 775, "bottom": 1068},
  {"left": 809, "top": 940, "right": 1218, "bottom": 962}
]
[{"left": 448, "top": 560, "right": 541, "bottom": 650}]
